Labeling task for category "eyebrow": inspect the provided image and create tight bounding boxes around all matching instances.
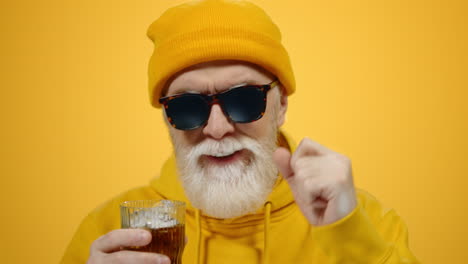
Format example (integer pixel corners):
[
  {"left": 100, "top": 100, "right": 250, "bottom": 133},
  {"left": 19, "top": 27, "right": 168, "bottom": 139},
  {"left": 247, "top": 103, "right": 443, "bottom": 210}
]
[{"left": 169, "top": 78, "right": 262, "bottom": 95}]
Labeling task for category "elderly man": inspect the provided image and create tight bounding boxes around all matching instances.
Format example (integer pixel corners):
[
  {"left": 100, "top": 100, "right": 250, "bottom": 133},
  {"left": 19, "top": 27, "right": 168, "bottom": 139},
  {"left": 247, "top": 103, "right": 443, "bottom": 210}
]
[{"left": 62, "top": 0, "right": 419, "bottom": 263}]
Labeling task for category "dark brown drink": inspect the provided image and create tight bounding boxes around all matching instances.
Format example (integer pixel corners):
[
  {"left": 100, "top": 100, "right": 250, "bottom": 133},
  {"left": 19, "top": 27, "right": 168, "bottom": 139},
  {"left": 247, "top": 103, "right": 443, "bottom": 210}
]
[{"left": 130, "top": 224, "right": 185, "bottom": 264}]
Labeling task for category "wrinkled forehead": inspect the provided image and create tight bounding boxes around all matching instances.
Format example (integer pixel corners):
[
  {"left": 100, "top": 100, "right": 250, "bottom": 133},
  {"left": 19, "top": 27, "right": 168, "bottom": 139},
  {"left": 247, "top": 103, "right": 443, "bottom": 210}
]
[{"left": 163, "top": 60, "right": 276, "bottom": 96}]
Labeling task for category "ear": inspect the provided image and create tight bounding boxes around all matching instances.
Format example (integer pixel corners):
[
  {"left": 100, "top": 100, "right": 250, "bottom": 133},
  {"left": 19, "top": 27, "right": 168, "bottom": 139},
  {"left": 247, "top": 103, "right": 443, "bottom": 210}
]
[{"left": 276, "top": 86, "right": 288, "bottom": 128}]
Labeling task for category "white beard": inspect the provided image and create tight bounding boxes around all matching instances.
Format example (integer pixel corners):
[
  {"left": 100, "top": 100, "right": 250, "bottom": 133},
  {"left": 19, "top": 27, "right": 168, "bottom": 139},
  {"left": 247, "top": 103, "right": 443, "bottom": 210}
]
[{"left": 172, "top": 134, "right": 279, "bottom": 219}]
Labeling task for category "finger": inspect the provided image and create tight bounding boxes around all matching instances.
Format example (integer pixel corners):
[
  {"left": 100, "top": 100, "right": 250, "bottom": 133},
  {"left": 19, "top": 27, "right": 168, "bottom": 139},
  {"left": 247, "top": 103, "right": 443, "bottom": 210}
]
[
  {"left": 294, "top": 137, "right": 331, "bottom": 157},
  {"left": 273, "top": 147, "right": 293, "bottom": 180},
  {"left": 106, "top": 250, "right": 170, "bottom": 264},
  {"left": 92, "top": 229, "right": 152, "bottom": 253},
  {"left": 290, "top": 138, "right": 331, "bottom": 169}
]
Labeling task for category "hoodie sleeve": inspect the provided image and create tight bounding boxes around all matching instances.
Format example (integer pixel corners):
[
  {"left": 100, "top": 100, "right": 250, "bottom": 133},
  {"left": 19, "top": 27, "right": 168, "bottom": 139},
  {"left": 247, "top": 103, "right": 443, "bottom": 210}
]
[{"left": 311, "top": 190, "right": 420, "bottom": 263}]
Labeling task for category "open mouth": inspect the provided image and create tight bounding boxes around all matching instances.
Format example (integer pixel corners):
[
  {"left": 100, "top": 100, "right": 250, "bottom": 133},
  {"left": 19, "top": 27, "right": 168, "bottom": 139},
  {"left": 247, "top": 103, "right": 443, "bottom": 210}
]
[{"left": 203, "top": 150, "right": 245, "bottom": 165}]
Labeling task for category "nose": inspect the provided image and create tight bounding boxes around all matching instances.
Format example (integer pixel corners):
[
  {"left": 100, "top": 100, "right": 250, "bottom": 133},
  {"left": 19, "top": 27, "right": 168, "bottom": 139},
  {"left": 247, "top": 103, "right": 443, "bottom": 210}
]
[{"left": 202, "top": 104, "right": 235, "bottom": 139}]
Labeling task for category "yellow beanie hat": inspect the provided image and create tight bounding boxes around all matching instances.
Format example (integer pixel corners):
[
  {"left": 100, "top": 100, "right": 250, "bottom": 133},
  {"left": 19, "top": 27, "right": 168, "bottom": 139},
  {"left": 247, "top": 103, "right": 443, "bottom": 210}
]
[{"left": 147, "top": 0, "right": 295, "bottom": 108}]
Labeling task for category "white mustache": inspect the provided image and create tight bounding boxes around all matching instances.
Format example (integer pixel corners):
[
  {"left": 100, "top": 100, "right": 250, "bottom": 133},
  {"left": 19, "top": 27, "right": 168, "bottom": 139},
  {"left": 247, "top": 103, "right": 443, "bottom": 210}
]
[{"left": 189, "top": 136, "right": 263, "bottom": 158}]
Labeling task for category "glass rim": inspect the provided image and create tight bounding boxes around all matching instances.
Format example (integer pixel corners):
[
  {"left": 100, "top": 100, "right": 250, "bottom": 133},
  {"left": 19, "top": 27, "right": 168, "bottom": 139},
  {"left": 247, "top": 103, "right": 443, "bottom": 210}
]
[{"left": 120, "top": 199, "right": 185, "bottom": 209}]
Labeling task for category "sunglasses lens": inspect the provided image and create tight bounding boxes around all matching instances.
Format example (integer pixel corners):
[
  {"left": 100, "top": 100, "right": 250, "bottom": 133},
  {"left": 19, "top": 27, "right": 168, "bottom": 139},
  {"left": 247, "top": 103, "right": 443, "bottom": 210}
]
[
  {"left": 165, "top": 95, "right": 209, "bottom": 130},
  {"left": 221, "top": 87, "right": 266, "bottom": 123}
]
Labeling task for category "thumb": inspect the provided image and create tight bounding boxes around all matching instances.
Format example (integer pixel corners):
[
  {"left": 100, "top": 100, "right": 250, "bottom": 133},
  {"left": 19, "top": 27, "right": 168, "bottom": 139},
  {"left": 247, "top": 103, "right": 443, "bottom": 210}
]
[{"left": 273, "top": 147, "right": 294, "bottom": 180}]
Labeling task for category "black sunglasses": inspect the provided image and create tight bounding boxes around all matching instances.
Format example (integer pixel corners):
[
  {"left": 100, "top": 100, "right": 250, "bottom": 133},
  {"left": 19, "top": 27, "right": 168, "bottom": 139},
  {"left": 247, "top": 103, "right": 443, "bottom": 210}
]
[{"left": 159, "top": 80, "right": 279, "bottom": 130}]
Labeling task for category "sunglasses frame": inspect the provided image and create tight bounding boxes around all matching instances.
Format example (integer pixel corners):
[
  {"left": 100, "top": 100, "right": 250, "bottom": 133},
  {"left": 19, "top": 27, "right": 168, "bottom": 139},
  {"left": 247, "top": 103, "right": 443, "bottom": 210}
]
[{"left": 159, "top": 79, "right": 279, "bottom": 130}]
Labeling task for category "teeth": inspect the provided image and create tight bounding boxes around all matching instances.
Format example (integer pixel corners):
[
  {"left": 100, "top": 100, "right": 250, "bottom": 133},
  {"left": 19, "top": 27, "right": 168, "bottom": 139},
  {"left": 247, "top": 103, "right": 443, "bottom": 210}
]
[
  {"left": 213, "top": 153, "right": 232, "bottom": 158},
  {"left": 211, "top": 150, "right": 237, "bottom": 157}
]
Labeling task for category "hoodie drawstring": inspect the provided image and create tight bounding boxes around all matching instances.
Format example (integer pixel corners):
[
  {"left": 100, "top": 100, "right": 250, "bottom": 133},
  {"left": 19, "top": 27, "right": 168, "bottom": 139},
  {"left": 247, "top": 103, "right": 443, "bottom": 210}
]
[
  {"left": 195, "top": 209, "right": 202, "bottom": 264},
  {"left": 262, "top": 202, "right": 272, "bottom": 264},
  {"left": 194, "top": 203, "right": 272, "bottom": 264}
]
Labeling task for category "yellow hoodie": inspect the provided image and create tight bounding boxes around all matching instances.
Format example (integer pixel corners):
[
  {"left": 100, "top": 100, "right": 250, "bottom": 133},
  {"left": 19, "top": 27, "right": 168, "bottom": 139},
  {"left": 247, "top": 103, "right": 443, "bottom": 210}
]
[{"left": 61, "top": 131, "right": 419, "bottom": 263}]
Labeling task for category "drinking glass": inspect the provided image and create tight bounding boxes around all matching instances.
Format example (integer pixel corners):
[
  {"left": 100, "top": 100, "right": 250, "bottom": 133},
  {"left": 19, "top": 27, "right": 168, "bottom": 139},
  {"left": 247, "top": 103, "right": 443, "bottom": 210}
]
[{"left": 120, "top": 200, "right": 185, "bottom": 264}]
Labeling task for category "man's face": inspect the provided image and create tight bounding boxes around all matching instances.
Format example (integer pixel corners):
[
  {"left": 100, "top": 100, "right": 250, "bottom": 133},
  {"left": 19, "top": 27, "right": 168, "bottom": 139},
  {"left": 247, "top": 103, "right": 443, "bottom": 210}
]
[{"left": 164, "top": 60, "right": 287, "bottom": 219}]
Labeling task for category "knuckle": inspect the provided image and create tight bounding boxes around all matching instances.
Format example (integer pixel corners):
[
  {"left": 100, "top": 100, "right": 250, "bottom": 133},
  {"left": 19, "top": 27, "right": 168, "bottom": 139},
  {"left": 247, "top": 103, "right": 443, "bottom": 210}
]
[
  {"left": 298, "top": 138, "right": 309, "bottom": 148},
  {"left": 89, "top": 241, "right": 98, "bottom": 252},
  {"left": 337, "top": 156, "right": 352, "bottom": 174},
  {"left": 90, "top": 234, "right": 106, "bottom": 251},
  {"left": 334, "top": 175, "right": 348, "bottom": 185},
  {"left": 305, "top": 138, "right": 315, "bottom": 148},
  {"left": 336, "top": 153, "right": 351, "bottom": 164},
  {"left": 299, "top": 138, "right": 314, "bottom": 151},
  {"left": 105, "top": 230, "right": 118, "bottom": 242}
]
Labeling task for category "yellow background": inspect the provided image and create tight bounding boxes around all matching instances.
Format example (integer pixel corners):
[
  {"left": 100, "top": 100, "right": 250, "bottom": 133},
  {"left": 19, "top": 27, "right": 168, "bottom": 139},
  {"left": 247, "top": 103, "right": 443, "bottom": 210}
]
[{"left": 0, "top": 0, "right": 466, "bottom": 263}]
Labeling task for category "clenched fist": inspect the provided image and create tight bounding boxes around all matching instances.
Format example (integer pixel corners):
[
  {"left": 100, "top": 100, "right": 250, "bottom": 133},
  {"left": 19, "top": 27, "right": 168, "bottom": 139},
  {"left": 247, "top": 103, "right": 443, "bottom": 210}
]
[{"left": 273, "top": 138, "right": 357, "bottom": 226}]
